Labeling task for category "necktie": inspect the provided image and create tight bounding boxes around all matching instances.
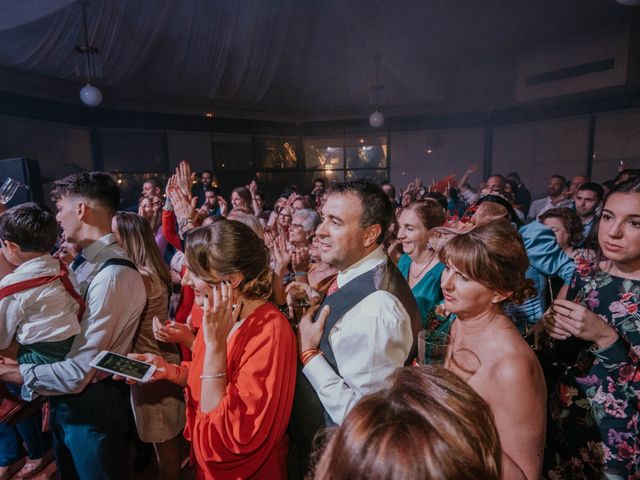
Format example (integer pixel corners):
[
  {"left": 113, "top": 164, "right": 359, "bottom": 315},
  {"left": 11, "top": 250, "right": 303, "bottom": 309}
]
[
  {"left": 71, "top": 254, "right": 86, "bottom": 271},
  {"left": 326, "top": 277, "right": 339, "bottom": 296}
]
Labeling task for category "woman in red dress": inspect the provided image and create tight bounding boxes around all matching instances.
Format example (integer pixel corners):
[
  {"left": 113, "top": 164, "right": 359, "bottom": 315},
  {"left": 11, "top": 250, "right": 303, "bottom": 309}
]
[{"left": 130, "top": 219, "right": 297, "bottom": 479}]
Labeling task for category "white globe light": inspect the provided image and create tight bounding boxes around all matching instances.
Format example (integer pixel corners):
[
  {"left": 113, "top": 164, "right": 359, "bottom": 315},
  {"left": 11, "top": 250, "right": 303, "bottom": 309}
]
[
  {"left": 80, "top": 84, "right": 103, "bottom": 107},
  {"left": 369, "top": 110, "right": 385, "bottom": 128}
]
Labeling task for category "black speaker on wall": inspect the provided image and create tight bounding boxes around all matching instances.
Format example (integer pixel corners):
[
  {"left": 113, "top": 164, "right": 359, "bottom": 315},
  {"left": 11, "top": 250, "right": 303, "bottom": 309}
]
[{"left": 0, "top": 158, "right": 43, "bottom": 207}]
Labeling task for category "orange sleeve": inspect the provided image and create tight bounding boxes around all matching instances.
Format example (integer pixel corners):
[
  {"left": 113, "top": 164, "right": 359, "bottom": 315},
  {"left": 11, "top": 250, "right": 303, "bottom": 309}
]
[{"left": 189, "top": 308, "right": 296, "bottom": 479}]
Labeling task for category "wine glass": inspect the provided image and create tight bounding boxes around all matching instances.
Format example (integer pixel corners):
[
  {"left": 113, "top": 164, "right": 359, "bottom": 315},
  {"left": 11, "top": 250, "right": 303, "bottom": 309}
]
[{"left": 0, "top": 178, "right": 20, "bottom": 205}]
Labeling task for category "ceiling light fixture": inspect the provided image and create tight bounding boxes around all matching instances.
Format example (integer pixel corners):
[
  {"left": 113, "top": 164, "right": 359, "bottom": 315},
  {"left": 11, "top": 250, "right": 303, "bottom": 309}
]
[
  {"left": 76, "top": 1, "right": 102, "bottom": 107},
  {"left": 369, "top": 54, "right": 385, "bottom": 129}
]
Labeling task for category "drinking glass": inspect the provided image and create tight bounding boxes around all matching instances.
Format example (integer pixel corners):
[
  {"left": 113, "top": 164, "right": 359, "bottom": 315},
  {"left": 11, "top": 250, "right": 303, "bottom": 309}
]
[
  {"left": 417, "top": 331, "right": 451, "bottom": 366},
  {"left": 289, "top": 288, "right": 311, "bottom": 323},
  {"left": 0, "top": 178, "right": 20, "bottom": 204}
]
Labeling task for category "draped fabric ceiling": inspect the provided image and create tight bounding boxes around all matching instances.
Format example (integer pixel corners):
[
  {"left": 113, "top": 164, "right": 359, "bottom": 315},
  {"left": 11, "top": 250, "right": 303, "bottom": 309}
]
[{"left": 0, "top": 0, "right": 635, "bottom": 121}]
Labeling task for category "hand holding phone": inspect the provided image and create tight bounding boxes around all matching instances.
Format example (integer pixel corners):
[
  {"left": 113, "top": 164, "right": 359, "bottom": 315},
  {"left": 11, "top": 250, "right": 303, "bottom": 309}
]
[{"left": 90, "top": 351, "right": 157, "bottom": 383}]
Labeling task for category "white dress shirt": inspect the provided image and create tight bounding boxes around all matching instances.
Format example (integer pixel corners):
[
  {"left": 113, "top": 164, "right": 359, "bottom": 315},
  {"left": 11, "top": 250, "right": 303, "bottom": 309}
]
[
  {"left": 0, "top": 254, "right": 81, "bottom": 349},
  {"left": 302, "top": 246, "right": 413, "bottom": 424},
  {"left": 527, "top": 196, "right": 572, "bottom": 222},
  {"left": 19, "top": 234, "right": 147, "bottom": 400}
]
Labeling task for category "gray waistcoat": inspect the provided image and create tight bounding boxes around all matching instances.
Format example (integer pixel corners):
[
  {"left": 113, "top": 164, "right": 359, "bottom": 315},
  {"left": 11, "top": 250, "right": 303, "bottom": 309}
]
[{"left": 288, "top": 257, "right": 421, "bottom": 451}]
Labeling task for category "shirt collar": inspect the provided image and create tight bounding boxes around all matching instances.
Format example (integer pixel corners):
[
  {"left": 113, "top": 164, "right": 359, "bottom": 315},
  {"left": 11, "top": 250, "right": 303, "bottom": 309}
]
[
  {"left": 337, "top": 245, "right": 387, "bottom": 288},
  {"left": 82, "top": 233, "right": 118, "bottom": 262}
]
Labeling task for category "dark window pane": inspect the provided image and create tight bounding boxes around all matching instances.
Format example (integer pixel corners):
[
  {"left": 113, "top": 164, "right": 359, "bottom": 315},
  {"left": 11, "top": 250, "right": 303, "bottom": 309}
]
[
  {"left": 100, "top": 130, "right": 166, "bottom": 172},
  {"left": 213, "top": 141, "right": 253, "bottom": 172}
]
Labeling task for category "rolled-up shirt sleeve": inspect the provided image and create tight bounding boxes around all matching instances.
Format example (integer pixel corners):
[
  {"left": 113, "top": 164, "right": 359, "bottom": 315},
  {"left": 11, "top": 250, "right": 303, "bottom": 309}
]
[
  {"left": 302, "top": 290, "right": 412, "bottom": 424},
  {"left": 20, "top": 268, "right": 146, "bottom": 401}
]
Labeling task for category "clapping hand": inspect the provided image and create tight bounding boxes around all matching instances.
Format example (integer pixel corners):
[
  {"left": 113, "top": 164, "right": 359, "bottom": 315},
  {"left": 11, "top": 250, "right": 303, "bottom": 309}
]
[
  {"left": 272, "top": 235, "right": 291, "bottom": 276},
  {"left": 291, "top": 246, "right": 310, "bottom": 273},
  {"left": 152, "top": 316, "right": 195, "bottom": 348}
]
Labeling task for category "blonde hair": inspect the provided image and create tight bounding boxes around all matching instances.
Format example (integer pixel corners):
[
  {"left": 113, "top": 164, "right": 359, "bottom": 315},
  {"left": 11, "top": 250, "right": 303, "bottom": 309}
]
[
  {"left": 185, "top": 220, "right": 272, "bottom": 300},
  {"left": 113, "top": 211, "right": 171, "bottom": 291},
  {"left": 314, "top": 365, "right": 501, "bottom": 480}
]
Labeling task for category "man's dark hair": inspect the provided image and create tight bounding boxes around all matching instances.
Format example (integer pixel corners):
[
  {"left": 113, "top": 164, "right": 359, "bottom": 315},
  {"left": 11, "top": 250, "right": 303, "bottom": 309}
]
[
  {"left": 201, "top": 170, "right": 213, "bottom": 177},
  {"left": 332, "top": 179, "right": 392, "bottom": 245},
  {"left": 506, "top": 172, "right": 521, "bottom": 183},
  {"left": 143, "top": 177, "right": 162, "bottom": 191},
  {"left": 423, "top": 192, "right": 448, "bottom": 211},
  {"left": 313, "top": 178, "right": 326, "bottom": 187},
  {"left": 578, "top": 182, "right": 604, "bottom": 201},
  {"left": 550, "top": 174, "right": 567, "bottom": 185},
  {"left": 0, "top": 203, "right": 58, "bottom": 253},
  {"left": 51, "top": 172, "right": 120, "bottom": 214}
]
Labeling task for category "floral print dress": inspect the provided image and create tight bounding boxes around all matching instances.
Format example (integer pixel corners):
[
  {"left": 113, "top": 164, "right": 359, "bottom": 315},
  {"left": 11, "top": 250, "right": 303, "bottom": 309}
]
[{"left": 546, "top": 267, "right": 640, "bottom": 480}]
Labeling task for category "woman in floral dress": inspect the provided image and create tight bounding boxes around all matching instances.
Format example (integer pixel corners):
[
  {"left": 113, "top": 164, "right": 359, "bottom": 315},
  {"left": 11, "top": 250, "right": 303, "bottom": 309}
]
[{"left": 544, "top": 178, "right": 640, "bottom": 479}]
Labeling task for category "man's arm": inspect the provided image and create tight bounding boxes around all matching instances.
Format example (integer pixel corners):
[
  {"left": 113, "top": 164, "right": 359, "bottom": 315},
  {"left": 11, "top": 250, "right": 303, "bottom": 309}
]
[
  {"left": 20, "top": 269, "right": 146, "bottom": 400},
  {"left": 303, "top": 291, "right": 412, "bottom": 424}
]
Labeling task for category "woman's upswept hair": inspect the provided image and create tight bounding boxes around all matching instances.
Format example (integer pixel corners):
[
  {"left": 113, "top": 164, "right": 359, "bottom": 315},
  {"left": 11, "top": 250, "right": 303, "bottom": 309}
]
[
  {"left": 313, "top": 365, "right": 502, "bottom": 480},
  {"left": 185, "top": 219, "right": 272, "bottom": 300},
  {"left": 113, "top": 211, "right": 171, "bottom": 291},
  {"left": 438, "top": 219, "right": 535, "bottom": 304}
]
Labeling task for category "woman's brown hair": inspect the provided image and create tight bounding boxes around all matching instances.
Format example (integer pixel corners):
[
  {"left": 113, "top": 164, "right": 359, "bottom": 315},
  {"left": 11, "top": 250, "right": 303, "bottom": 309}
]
[
  {"left": 313, "top": 365, "right": 501, "bottom": 480},
  {"left": 184, "top": 219, "right": 272, "bottom": 300},
  {"left": 438, "top": 219, "right": 535, "bottom": 304},
  {"left": 404, "top": 199, "right": 447, "bottom": 230},
  {"left": 113, "top": 211, "right": 171, "bottom": 292},
  {"left": 538, "top": 207, "right": 584, "bottom": 246}
]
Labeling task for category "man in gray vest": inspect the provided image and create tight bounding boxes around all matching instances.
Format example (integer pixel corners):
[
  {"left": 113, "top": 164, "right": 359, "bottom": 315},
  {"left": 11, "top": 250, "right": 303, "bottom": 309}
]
[{"left": 289, "top": 179, "right": 420, "bottom": 474}]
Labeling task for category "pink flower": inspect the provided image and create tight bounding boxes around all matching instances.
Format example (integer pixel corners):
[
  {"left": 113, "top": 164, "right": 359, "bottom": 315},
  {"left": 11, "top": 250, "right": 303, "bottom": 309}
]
[
  {"left": 621, "top": 292, "right": 634, "bottom": 301},
  {"left": 619, "top": 364, "right": 636, "bottom": 383},
  {"left": 617, "top": 441, "right": 636, "bottom": 460},
  {"left": 626, "top": 303, "right": 638, "bottom": 314}
]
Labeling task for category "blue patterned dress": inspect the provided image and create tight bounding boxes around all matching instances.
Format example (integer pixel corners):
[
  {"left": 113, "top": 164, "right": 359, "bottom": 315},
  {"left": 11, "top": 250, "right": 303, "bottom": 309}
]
[{"left": 546, "top": 267, "right": 640, "bottom": 479}]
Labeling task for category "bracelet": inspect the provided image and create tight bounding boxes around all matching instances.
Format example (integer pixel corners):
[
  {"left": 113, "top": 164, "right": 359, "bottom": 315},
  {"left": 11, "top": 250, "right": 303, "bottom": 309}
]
[
  {"left": 294, "top": 271, "right": 307, "bottom": 276},
  {"left": 200, "top": 371, "right": 227, "bottom": 380},
  {"left": 300, "top": 348, "right": 320, "bottom": 366}
]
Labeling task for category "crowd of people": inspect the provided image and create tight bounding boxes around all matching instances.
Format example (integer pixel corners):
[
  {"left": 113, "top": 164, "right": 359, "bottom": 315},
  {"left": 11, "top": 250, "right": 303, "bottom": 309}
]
[{"left": 0, "top": 160, "right": 638, "bottom": 480}]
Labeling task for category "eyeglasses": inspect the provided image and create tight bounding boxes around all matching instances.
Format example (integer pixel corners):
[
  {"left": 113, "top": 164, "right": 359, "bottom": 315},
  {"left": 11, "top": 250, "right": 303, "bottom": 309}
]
[{"left": 290, "top": 223, "right": 304, "bottom": 230}]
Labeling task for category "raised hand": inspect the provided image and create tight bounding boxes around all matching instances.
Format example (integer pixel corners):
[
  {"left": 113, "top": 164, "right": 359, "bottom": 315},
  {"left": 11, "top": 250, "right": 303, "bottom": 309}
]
[
  {"left": 272, "top": 235, "right": 291, "bottom": 276},
  {"left": 291, "top": 246, "right": 310, "bottom": 273},
  {"left": 217, "top": 196, "right": 229, "bottom": 217},
  {"left": 169, "top": 186, "right": 197, "bottom": 227},
  {"left": 176, "top": 161, "right": 196, "bottom": 198}
]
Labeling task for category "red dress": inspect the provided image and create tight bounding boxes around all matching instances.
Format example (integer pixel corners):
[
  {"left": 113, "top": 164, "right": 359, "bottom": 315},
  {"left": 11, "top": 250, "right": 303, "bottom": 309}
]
[{"left": 183, "top": 302, "right": 296, "bottom": 479}]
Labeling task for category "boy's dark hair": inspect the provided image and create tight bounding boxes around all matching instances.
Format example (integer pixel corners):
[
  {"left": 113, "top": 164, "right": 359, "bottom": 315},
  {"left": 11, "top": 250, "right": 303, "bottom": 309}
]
[
  {"left": 578, "top": 182, "right": 604, "bottom": 201},
  {"left": 51, "top": 172, "right": 120, "bottom": 214},
  {"left": 332, "top": 179, "right": 392, "bottom": 245},
  {"left": 0, "top": 202, "right": 58, "bottom": 253}
]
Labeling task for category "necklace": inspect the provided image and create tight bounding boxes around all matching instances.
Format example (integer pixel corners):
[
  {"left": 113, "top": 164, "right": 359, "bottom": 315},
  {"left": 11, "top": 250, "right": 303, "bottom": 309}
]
[{"left": 410, "top": 250, "right": 436, "bottom": 279}]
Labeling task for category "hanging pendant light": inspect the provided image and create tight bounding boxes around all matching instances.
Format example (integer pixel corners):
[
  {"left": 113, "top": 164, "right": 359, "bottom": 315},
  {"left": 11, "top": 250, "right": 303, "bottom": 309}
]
[
  {"left": 76, "top": 1, "right": 102, "bottom": 107},
  {"left": 369, "top": 54, "right": 385, "bottom": 128}
]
